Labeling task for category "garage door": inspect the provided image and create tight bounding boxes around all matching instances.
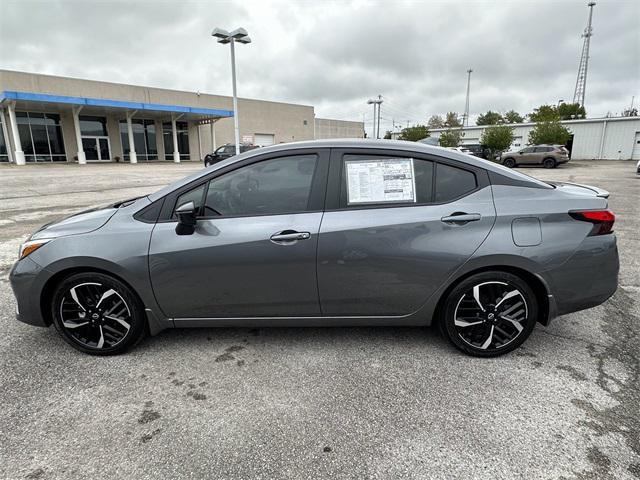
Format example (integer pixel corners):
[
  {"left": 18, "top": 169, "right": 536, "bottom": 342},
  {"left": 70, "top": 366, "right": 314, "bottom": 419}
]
[
  {"left": 632, "top": 132, "right": 640, "bottom": 160},
  {"left": 254, "top": 133, "right": 275, "bottom": 147}
]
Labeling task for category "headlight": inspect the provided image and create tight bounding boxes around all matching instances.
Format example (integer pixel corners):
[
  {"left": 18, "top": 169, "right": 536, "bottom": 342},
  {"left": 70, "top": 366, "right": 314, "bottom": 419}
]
[{"left": 19, "top": 239, "right": 51, "bottom": 260}]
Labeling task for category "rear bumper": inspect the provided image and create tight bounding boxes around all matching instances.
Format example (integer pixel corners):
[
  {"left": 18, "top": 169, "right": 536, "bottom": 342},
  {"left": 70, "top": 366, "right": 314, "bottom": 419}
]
[
  {"left": 541, "top": 234, "right": 618, "bottom": 316},
  {"left": 9, "top": 257, "right": 49, "bottom": 328}
]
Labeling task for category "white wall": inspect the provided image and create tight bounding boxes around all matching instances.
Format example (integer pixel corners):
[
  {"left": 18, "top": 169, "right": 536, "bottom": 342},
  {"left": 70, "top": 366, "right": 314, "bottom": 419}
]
[{"left": 430, "top": 117, "right": 640, "bottom": 160}]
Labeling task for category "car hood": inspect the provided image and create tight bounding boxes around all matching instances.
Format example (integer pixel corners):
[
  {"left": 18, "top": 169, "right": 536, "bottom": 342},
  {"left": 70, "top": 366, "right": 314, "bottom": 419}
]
[{"left": 29, "top": 198, "right": 139, "bottom": 240}]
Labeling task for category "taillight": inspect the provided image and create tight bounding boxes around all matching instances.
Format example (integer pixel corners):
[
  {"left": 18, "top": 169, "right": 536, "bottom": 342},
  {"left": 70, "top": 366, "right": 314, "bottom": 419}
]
[{"left": 569, "top": 210, "right": 615, "bottom": 235}]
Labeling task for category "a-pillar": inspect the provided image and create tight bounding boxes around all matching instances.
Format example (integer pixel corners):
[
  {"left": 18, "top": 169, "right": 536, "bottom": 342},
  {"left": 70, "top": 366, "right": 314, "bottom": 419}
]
[
  {"left": 72, "top": 106, "right": 86, "bottom": 164},
  {"left": 126, "top": 111, "right": 137, "bottom": 164},
  {"left": 6, "top": 102, "right": 25, "bottom": 165}
]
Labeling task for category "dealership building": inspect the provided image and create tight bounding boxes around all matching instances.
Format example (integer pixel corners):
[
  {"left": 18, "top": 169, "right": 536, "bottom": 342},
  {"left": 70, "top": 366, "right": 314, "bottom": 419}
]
[
  {"left": 425, "top": 116, "right": 640, "bottom": 160},
  {"left": 0, "top": 70, "right": 364, "bottom": 165}
]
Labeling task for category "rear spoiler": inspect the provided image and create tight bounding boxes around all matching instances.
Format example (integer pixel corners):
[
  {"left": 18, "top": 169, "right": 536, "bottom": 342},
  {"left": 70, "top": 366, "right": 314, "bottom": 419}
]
[{"left": 551, "top": 181, "right": 610, "bottom": 198}]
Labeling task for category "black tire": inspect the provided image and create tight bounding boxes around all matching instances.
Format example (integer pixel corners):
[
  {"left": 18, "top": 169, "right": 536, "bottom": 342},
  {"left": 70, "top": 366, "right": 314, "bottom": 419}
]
[
  {"left": 543, "top": 157, "right": 556, "bottom": 169},
  {"left": 204, "top": 155, "right": 213, "bottom": 167},
  {"left": 439, "top": 271, "right": 538, "bottom": 357},
  {"left": 502, "top": 157, "right": 516, "bottom": 168},
  {"left": 51, "top": 272, "right": 146, "bottom": 355}
]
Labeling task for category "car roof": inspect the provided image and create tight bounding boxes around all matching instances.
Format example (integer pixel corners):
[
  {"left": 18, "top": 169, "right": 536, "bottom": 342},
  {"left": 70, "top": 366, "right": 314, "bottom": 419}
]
[{"left": 149, "top": 139, "right": 550, "bottom": 201}]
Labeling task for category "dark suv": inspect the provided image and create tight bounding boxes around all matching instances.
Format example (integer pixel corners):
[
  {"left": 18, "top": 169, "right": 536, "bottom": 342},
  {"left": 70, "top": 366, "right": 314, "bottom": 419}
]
[
  {"left": 500, "top": 145, "right": 569, "bottom": 169},
  {"left": 204, "top": 143, "right": 258, "bottom": 167}
]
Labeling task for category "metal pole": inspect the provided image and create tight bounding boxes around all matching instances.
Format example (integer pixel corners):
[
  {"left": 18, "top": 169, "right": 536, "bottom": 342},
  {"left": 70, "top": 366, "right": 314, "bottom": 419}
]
[
  {"left": 376, "top": 95, "right": 382, "bottom": 139},
  {"left": 464, "top": 69, "right": 472, "bottom": 127},
  {"left": 230, "top": 38, "right": 240, "bottom": 155},
  {"left": 371, "top": 102, "right": 376, "bottom": 139}
]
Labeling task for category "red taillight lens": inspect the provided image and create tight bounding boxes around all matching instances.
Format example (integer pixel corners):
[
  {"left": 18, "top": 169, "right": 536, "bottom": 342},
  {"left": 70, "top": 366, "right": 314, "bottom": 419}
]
[{"left": 569, "top": 210, "right": 615, "bottom": 235}]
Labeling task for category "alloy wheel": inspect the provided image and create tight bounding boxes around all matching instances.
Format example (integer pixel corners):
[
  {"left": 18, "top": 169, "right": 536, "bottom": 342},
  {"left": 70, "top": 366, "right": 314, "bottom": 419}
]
[
  {"left": 59, "top": 282, "right": 132, "bottom": 349},
  {"left": 453, "top": 281, "right": 529, "bottom": 351}
]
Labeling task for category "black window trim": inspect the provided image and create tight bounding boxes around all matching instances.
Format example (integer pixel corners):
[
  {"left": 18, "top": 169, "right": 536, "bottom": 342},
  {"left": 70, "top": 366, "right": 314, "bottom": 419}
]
[
  {"left": 155, "top": 147, "right": 330, "bottom": 223},
  {"left": 325, "top": 148, "right": 489, "bottom": 212}
]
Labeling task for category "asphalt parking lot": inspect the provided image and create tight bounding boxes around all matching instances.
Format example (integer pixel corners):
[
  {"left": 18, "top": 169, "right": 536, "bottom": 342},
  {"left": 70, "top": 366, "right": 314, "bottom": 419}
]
[{"left": 1, "top": 160, "right": 638, "bottom": 480}]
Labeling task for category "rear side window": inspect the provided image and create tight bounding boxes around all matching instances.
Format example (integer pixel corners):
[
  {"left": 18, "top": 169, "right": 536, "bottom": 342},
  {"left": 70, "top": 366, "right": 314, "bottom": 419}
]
[
  {"left": 340, "top": 155, "right": 433, "bottom": 206},
  {"left": 434, "top": 163, "right": 477, "bottom": 202}
]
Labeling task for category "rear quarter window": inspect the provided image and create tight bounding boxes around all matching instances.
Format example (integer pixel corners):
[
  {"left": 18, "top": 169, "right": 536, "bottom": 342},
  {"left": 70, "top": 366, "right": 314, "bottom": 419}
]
[{"left": 435, "top": 163, "right": 477, "bottom": 202}]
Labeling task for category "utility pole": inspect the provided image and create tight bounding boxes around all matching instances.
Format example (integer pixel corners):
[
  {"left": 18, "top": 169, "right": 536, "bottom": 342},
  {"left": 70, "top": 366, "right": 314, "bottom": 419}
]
[
  {"left": 367, "top": 96, "right": 383, "bottom": 139},
  {"left": 376, "top": 94, "right": 383, "bottom": 139},
  {"left": 463, "top": 69, "right": 473, "bottom": 127},
  {"left": 572, "top": 2, "right": 596, "bottom": 108}
]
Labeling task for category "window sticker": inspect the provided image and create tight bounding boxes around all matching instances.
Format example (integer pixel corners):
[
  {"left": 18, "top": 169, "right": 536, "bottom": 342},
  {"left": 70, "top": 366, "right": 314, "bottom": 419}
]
[{"left": 345, "top": 158, "right": 416, "bottom": 204}]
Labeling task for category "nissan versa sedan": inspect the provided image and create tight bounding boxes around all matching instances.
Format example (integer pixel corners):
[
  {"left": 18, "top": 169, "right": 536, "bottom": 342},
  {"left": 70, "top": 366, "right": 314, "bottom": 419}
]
[{"left": 10, "top": 139, "right": 618, "bottom": 357}]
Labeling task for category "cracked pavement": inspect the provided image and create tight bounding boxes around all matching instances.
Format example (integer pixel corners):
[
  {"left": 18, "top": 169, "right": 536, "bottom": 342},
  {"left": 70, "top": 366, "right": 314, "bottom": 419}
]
[{"left": 0, "top": 160, "right": 638, "bottom": 479}]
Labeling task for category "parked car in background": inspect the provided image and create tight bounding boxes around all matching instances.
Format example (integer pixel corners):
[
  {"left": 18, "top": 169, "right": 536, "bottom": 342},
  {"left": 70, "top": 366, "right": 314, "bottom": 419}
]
[
  {"left": 500, "top": 145, "right": 569, "bottom": 169},
  {"left": 462, "top": 143, "right": 491, "bottom": 160},
  {"left": 10, "top": 139, "right": 618, "bottom": 358},
  {"left": 204, "top": 143, "right": 258, "bottom": 167},
  {"left": 636, "top": 160, "right": 640, "bottom": 175},
  {"left": 448, "top": 146, "right": 474, "bottom": 155}
]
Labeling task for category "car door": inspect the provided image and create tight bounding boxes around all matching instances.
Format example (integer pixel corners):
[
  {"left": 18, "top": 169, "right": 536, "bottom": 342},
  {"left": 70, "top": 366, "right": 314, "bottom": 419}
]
[
  {"left": 149, "top": 148, "right": 329, "bottom": 319},
  {"left": 317, "top": 149, "right": 495, "bottom": 316},
  {"left": 518, "top": 146, "right": 536, "bottom": 164}
]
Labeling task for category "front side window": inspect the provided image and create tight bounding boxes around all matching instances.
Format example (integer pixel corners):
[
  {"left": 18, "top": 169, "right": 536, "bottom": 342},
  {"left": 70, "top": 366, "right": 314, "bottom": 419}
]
[
  {"left": 521, "top": 147, "right": 535, "bottom": 154},
  {"left": 175, "top": 183, "right": 206, "bottom": 215},
  {"left": 202, "top": 155, "right": 318, "bottom": 217}
]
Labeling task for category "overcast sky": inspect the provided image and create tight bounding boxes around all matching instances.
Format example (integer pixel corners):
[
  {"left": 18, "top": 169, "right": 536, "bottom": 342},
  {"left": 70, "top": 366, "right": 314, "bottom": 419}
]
[{"left": 1, "top": 0, "right": 638, "bottom": 136}]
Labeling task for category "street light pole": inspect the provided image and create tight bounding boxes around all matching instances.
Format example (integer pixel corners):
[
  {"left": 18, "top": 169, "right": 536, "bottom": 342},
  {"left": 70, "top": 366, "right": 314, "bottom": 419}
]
[
  {"left": 229, "top": 38, "right": 240, "bottom": 155},
  {"left": 212, "top": 27, "right": 251, "bottom": 156}
]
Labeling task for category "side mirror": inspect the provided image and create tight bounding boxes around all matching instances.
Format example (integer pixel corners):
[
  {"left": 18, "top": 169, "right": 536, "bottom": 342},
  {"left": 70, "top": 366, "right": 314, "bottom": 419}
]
[{"left": 175, "top": 201, "right": 197, "bottom": 235}]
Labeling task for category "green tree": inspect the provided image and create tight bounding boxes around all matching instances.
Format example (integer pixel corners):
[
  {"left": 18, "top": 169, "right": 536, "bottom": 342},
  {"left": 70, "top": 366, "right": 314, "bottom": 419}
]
[
  {"left": 528, "top": 121, "right": 571, "bottom": 145},
  {"left": 622, "top": 107, "right": 638, "bottom": 117},
  {"left": 439, "top": 129, "right": 462, "bottom": 147},
  {"left": 528, "top": 104, "right": 560, "bottom": 122},
  {"left": 427, "top": 115, "right": 444, "bottom": 129},
  {"left": 444, "top": 112, "right": 462, "bottom": 128},
  {"left": 557, "top": 102, "right": 586, "bottom": 120},
  {"left": 476, "top": 110, "right": 504, "bottom": 126},
  {"left": 398, "top": 124, "right": 429, "bottom": 142},
  {"left": 480, "top": 125, "right": 515, "bottom": 157},
  {"left": 383, "top": 130, "right": 392, "bottom": 140},
  {"left": 503, "top": 110, "right": 524, "bottom": 123}
]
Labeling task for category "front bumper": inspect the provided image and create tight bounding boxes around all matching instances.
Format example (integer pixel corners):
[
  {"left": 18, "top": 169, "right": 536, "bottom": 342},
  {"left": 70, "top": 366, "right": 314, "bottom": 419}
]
[{"left": 9, "top": 257, "right": 49, "bottom": 327}]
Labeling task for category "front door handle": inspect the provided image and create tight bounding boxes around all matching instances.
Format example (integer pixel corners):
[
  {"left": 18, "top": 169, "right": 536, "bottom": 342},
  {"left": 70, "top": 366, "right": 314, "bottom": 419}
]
[
  {"left": 270, "top": 230, "right": 311, "bottom": 244},
  {"left": 441, "top": 213, "right": 481, "bottom": 224}
]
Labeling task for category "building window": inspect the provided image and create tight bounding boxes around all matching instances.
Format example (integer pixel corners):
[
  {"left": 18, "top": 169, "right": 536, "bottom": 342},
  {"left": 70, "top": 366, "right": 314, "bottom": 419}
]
[
  {"left": 0, "top": 114, "right": 8, "bottom": 162},
  {"left": 163, "top": 121, "right": 190, "bottom": 160},
  {"left": 16, "top": 112, "right": 66, "bottom": 162},
  {"left": 80, "top": 116, "right": 108, "bottom": 136},
  {"left": 119, "top": 119, "right": 158, "bottom": 161}
]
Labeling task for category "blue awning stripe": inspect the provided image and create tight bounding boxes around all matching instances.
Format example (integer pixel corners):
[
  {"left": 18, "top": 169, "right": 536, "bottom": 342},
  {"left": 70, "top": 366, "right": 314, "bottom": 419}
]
[{"left": 1, "top": 90, "right": 234, "bottom": 117}]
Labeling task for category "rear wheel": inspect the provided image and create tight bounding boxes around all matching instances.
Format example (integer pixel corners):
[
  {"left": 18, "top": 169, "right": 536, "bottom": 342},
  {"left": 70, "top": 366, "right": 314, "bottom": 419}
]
[
  {"left": 439, "top": 271, "right": 538, "bottom": 357},
  {"left": 502, "top": 157, "right": 516, "bottom": 168},
  {"left": 51, "top": 272, "right": 146, "bottom": 355},
  {"left": 543, "top": 157, "right": 556, "bottom": 169}
]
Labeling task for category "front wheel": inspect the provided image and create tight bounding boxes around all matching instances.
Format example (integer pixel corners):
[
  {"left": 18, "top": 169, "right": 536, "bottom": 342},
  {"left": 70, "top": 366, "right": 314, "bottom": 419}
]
[
  {"left": 51, "top": 272, "right": 146, "bottom": 355},
  {"left": 543, "top": 158, "right": 556, "bottom": 169},
  {"left": 439, "top": 271, "right": 538, "bottom": 357}
]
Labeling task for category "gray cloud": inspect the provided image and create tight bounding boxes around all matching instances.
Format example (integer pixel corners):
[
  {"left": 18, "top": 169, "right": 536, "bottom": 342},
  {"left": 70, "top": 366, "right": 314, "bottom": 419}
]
[{"left": 1, "top": 0, "right": 638, "bottom": 137}]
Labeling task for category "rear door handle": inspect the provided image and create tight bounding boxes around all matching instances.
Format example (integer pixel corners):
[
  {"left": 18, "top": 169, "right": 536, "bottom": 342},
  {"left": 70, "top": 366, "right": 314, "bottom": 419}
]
[
  {"left": 441, "top": 213, "right": 481, "bottom": 224},
  {"left": 270, "top": 230, "right": 311, "bottom": 244}
]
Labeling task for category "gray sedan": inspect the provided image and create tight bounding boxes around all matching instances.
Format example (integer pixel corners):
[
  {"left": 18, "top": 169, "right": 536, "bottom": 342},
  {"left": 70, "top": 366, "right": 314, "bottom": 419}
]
[{"left": 9, "top": 140, "right": 619, "bottom": 357}]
